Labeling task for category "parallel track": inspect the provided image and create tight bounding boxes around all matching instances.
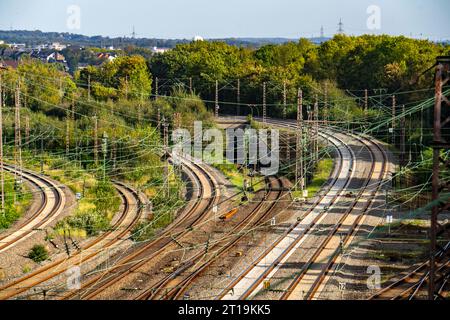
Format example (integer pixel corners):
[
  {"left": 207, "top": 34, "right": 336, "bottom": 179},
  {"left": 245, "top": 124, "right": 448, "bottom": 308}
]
[
  {"left": 60, "top": 156, "right": 221, "bottom": 300},
  {"left": 215, "top": 118, "right": 389, "bottom": 301},
  {"left": 218, "top": 128, "right": 355, "bottom": 300},
  {"left": 0, "top": 165, "right": 65, "bottom": 254},
  {"left": 0, "top": 181, "right": 143, "bottom": 300},
  {"left": 369, "top": 242, "right": 450, "bottom": 300},
  {"left": 281, "top": 129, "right": 388, "bottom": 300},
  {"left": 136, "top": 175, "right": 286, "bottom": 300}
]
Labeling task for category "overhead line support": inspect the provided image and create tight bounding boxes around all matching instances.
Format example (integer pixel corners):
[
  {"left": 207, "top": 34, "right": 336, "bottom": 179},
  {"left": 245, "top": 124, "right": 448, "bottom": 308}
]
[
  {"left": 429, "top": 56, "right": 450, "bottom": 300},
  {"left": 263, "top": 82, "right": 267, "bottom": 123}
]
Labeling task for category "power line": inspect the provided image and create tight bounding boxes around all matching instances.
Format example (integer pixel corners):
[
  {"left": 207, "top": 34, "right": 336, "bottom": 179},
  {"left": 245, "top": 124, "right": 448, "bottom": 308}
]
[{"left": 337, "top": 18, "right": 344, "bottom": 34}]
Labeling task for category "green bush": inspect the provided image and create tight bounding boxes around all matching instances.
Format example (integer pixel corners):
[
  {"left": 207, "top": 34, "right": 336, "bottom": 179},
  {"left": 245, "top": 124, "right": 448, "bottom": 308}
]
[
  {"left": 130, "top": 187, "right": 184, "bottom": 242},
  {"left": 82, "top": 212, "right": 110, "bottom": 236},
  {"left": 28, "top": 245, "right": 49, "bottom": 263},
  {"left": 92, "top": 180, "right": 121, "bottom": 216},
  {"left": 0, "top": 174, "right": 32, "bottom": 231},
  {"left": 131, "top": 222, "right": 155, "bottom": 242},
  {"left": 64, "top": 211, "right": 110, "bottom": 236},
  {"left": 54, "top": 179, "right": 120, "bottom": 237}
]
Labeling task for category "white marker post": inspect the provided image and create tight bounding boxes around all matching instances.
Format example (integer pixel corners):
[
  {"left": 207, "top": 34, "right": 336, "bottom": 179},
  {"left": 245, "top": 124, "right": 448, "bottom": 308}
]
[
  {"left": 213, "top": 205, "right": 218, "bottom": 226},
  {"left": 270, "top": 217, "right": 276, "bottom": 226},
  {"left": 386, "top": 215, "right": 393, "bottom": 235}
]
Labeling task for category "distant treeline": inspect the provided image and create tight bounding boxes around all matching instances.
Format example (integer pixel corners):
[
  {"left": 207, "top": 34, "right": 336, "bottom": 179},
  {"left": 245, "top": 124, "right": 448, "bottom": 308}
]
[
  {"left": 0, "top": 30, "right": 310, "bottom": 49},
  {"left": 0, "top": 30, "right": 189, "bottom": 48}
]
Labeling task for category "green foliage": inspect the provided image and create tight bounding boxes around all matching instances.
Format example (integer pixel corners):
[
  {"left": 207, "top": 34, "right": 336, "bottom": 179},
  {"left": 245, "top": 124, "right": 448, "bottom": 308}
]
[
  {"left": 78, "top": 55, "right": 152, "bottom": 101},
  {"left": 306, "top": 158, "right": 333, "bottom": 198},
  {"left": 28, "top": 245, "right": 49, "bottom": 263},
  {"left": 0, "top": 174, "right": 32, "bottom": 231},
  {"left": 150, "top": 35, "right": 448, "bottom": 117},
  {"left": 59, "top": 211, "right": 110, "bottom": 237},
  {"left": 316, "top": 35, "right": 447, "bottom": 103},
  {"left": 162, "top": 86, "right": 214, "bottom": 129},
  {"left": 131, "top": 222, "right": 155, "bottom": 242},
  {"left": 1, "top": 34, "right": 445, "bottom": 240},
  {"left": 150, "top": 39, "right": 320, "bottom": 113},
  {"left": 151, "top": 41, "right": 254, "bottom": 83},
  {"left": 55, "top": 180, "right": 119, "bottom": 236},
  {"left": 324, "top": 80, "right": 366, "bottom": 122},
  {"left": 0, "top": 57, "right": 188, "bottom": 241},
  {"left": 92, "top": 180, "right": 121, "bottom": 217},
  {"left": 22, "top": 264, "right": 32, "bottom": 274},
  {"left": 91, "top": 82, "right": 118, "bottom": 101},
  {"left": 18, "top": 59, "right": 77, "bottom": 113},
  {"left": 131, "top": 175, "right": 185, "bottom": 242},
  {"left": 0, "top": 205, "right": 21, "bottom": 230}
]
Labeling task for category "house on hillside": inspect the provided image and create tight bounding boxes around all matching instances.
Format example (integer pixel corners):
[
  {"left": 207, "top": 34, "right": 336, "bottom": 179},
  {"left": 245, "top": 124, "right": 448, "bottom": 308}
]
[
  {"left": 151, "top": 46, "right": 170, "bottom": 54},
  {"left": 30, "top": 50, "right": 66, "bottom": 63},
  {"left": 47, "top": 52, "right": 66, "bottom": 63},
  {"left": 30, "top": 50, "right": 50, "bottom": 62},
  {"left": 0, "top": 47, "right": 31, "bottom": 61},
  {"left": 0, "top": 60, "right": 19, "bottom": 69},
  {"left": 0, "top": 46, "right": 16, "bottom": 59},
  {"left": 27, "top": 50, "right": 68, "bottom": 71},
  {"left": 8, "top": 43, "right": 26, "bottom": 49},
  {"left": 97, "top": 52, "right": 117, "bottom": 62},
  {"left": 46, "top": 42, "right": 67, "bottom": 51}
]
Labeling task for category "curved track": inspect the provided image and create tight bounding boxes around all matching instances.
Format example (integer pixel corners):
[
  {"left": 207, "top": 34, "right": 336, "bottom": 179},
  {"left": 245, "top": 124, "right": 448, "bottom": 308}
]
[
  {"left": 136, "top": 175, "right": 287, "bottom": 300},
  {"left": 216, "top": 118, "right": 389, "bottom": 300},
  {"left": 282, "top": 129, "right": 388, "bottom": 300},
  {"left": 0, "top": 181, "right": 142, "bottom": 300},
  {"left": 0, "top": 165, "right": 65, "bottom": 254},
  {"left": 0, "top": 118, "right": 393, "bottom": 300},
  {"left": 218, "top": 127, "right": 354, "bottom": 300},
  {"left": 60, "top": 155, "right": 221, "bottom": 300},
  {"left": 369, "top": 242, "right": 450, "bottom": 300}
]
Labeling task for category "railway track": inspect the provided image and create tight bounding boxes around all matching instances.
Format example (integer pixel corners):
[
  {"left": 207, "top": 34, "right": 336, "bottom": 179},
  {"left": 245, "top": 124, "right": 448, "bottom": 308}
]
[
  {"left": 369, "top": 242, "right": 450, "bottom": 300},
  {"left": 0, "top": 165, "right": 65, "bottom": 254},
  {"left": 135, "top": 175, "right": 287, "bottom": 300},
  {"left": 0, "top": 119, "right": 394, "bottom": 300},
  {"left": 216, "top": 118, "right": 389, "bottom": 300},
  {"left": 217, "top": 127, "right": 355, "bottom": 300},
  {"left": 0, "top": 181, "right": 143, "bottom": 300},
  {"left": 59, "top": 155, "right": 221, "bottom": 300},
  {"left": 281, "top": 129, "right": 388, "bottom": 300}
]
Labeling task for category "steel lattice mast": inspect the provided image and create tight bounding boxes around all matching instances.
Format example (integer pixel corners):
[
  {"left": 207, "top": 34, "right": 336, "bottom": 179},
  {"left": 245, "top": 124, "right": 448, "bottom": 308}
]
[{"left": 429, "top": 56, "right": 450, "bottom": 300}]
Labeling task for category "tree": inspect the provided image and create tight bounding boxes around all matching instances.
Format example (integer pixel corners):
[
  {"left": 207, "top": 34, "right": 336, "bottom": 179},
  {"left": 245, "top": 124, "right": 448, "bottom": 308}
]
[
  {"left": 78, "top": 55, "right": 152, "bottom": 101},
  {"left": 16, "top": 59, "right": 76, "bottom": 113}
]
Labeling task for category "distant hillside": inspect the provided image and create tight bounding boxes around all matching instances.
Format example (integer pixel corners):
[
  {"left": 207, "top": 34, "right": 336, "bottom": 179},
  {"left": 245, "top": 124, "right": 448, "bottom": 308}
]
[
  {"left": 0, "top": 30, "right": 331, "bottom": 49},
  {"left": 0, "top": 30, "right": 188, "bottom": 48}
]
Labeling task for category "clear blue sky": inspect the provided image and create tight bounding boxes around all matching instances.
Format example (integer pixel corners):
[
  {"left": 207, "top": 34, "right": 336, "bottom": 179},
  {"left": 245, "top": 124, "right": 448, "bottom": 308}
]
[{"left": 0, "top": 0, "right": 449, "bottom": 40}]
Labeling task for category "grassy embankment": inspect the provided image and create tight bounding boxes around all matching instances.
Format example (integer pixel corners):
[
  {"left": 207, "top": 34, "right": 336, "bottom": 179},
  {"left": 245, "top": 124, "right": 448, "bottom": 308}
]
[
  {"left": 0, "top": 172, "right": 33, "bottom": 231},
  {"left": 5, "top": 147, "right": 120, "bottom": 238},
  {"left": 130, "top": 164, "right": 185, "bottom": 242}
]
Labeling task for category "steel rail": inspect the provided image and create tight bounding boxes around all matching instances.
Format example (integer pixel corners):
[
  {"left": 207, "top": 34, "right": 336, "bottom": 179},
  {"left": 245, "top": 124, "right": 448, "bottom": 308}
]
[
  {"left": 137, "top": 175, "right": 286, "bottom": 300},
  {"left": 215, "top": 118, "right": 388, "bottom": 301},
  {"left": 217, "top": 127, "right": 354, "bottom": 300},
  {"left": 281, "top": 129, "right": 388, "bottom": 300},
  {"left": 369, "top": 242, "right": 450, "bottom": 300},
  {"left": 61, "top": 156, "right": 221, "bottom": 300},
  {"left": 0, "top": 181, "right": 142, "bottom": 300},
  {"left": 0, "top": 165, "right": 65, "bottom": 254}
]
